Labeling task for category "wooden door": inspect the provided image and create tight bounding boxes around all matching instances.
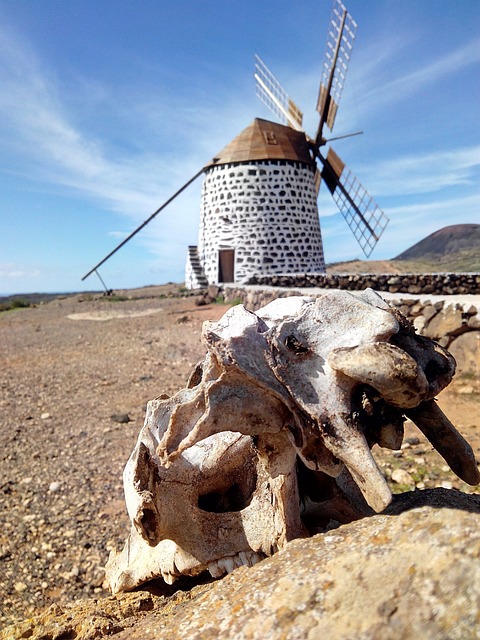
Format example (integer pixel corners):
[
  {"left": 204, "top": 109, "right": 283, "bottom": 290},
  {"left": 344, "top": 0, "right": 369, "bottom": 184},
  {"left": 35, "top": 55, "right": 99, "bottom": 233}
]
[{"left": 218, "top": 249, "right": 235, "bottom": 283}]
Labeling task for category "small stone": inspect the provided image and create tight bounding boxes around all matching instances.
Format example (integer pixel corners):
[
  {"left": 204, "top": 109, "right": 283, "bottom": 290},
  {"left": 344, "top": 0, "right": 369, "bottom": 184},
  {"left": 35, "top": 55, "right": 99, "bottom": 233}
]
[
  {"left": 457, "top": 385, "right": 474, "bottom": 395},
  {"left": 391, "top": 469, "right": 414, "bottom": 485},
  {"left": 110, "top": 413, "right": 131, "bottom": 424},
  {"left": 23, "top": 514, "right": 36, "bottom": 522},
  {"left": 14, "top": 582, "right": 27, "bottom": 593},
  {"left": 49, "top": 481, "right": 61, "bottom": 493},
  {"left": 41, "top": 412, "right": 51, "bottom": 420},
  {"left": 441, "top": 480, "right": 453, "bottom": 489}
]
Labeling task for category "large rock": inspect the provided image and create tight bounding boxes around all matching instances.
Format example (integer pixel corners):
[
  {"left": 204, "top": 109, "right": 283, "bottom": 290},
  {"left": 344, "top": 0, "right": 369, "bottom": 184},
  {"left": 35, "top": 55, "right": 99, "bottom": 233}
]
[
  {"left": 4, "top": 489, "right": 480, "bottom": 640},
  {"left": 416, "top": 306, "right": 466, "bottom": 341},
  {"left": 449, "top": 331, "right": 480, "bottom": 377}
]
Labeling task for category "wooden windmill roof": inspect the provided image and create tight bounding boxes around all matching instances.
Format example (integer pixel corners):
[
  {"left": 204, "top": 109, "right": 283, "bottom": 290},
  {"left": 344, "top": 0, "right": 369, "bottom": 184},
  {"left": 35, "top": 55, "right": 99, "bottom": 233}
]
[{"left": 205, "top": 118, "right": 313, "bottom": 168}]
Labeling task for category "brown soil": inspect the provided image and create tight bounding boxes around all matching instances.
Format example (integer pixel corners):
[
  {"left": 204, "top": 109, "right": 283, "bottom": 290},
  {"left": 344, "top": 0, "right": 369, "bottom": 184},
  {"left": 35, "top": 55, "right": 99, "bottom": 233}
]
[
  {"left": 326, "top": 260, "right": 405, "bottom": 274},
  {"left": 1, "top": 284, "right": 478, "bottom": 628}
]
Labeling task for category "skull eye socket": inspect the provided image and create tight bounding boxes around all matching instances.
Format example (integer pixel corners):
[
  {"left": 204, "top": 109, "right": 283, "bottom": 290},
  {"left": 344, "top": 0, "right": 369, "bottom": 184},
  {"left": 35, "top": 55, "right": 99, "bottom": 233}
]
[
  {"left": 285, "top": 334, "right": 309, "bottom": 355},
  {"left": 198, "top": 467, "right": 257, "bottom": 514}
]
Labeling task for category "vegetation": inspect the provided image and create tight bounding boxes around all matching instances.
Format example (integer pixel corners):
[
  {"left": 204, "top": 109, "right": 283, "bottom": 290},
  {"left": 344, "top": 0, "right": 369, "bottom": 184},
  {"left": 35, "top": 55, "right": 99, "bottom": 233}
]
[
  {"left": 327, "top": 252, "right": 480, "bottom": 275},
  {"left": 101, "top": 294, "right": 129, "bottom": 303},
  {"left": 0, "top": 298, "right": 30, "bottom": 313}
]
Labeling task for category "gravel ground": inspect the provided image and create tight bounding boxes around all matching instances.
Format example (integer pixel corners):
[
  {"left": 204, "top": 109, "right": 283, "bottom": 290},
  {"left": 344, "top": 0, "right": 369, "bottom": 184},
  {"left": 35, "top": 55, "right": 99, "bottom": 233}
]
[
  {"left": 1, "top": 285, "right": 478, "bottom": 629},
  {"left": 0, "top": 285, "right": 230, "bottom": 628}
]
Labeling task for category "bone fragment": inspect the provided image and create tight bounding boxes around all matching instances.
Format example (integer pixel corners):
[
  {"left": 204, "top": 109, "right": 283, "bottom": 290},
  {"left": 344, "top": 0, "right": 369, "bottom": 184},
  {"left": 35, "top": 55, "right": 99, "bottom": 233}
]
[
  {"left": 328, "top": 343, "right": 429, "bottom": 408},
  {"left": 407, "top": 400, "right": 480, "bottom": 486},
  {"left": 319, "top": 418, "right": 392, "bottom": 513},
  {"left": 377, "top": 422, "right": 404, "bottom": 450}
]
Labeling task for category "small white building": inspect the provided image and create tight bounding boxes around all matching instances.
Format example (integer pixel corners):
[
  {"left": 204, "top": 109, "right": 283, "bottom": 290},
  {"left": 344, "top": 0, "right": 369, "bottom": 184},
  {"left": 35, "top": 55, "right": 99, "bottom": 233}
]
[{"left": 185, "top": 118, "right": 326, "bottom": 289}]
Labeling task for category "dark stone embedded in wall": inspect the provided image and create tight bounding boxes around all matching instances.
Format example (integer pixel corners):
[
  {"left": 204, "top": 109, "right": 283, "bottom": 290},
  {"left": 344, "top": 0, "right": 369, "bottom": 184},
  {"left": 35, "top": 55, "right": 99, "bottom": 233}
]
[{"left": 245, "top": 273, "right": 480, "bottom": 296}]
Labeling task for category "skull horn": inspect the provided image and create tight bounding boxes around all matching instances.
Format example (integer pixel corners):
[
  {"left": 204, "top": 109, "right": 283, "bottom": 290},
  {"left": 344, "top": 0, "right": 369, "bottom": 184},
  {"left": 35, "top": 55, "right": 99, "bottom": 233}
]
[
  {"left": 320, "top": 419, "right": 392, "bottom": 513},
  {"left": 406, "top": 400, "right": 480, "bottom": 486},
  {"left": 328, "top": 343, "right": 428, "bottom": 409}
]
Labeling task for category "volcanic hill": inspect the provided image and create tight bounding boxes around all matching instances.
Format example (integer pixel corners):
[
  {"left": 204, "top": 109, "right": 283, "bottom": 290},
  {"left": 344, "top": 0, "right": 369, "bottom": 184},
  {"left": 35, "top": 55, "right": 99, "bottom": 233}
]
[{"left": 327, "top": 224, "right": 480, "bottom": 274}]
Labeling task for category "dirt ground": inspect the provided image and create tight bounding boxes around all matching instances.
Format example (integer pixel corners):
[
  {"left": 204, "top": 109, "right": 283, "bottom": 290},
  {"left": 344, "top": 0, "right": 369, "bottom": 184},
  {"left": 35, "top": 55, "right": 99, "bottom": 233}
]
[{"left": 0, "top": 284, "right": 478, "bottom": 628}]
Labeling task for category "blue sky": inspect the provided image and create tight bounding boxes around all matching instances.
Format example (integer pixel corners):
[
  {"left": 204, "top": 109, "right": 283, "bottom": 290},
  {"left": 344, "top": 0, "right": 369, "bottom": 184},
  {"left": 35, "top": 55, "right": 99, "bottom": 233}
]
[{"left": 0, "top": 0, "right": 479, "bottom": 294}]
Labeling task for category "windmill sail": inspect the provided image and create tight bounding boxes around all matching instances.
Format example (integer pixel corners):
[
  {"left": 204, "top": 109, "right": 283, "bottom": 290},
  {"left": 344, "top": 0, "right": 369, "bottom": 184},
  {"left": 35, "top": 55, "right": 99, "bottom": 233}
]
[
  {"left": 81, "top": 168, "right": 205, "bottom": 282},
  {"left": 254, "top": 55, "right": 304, "bottom": 131},
  {"left": 316, "top": 0, "right": 357, "bottom": 142},
  {"left": 320, "top": 148, "right": 389, "bottom": 257}
]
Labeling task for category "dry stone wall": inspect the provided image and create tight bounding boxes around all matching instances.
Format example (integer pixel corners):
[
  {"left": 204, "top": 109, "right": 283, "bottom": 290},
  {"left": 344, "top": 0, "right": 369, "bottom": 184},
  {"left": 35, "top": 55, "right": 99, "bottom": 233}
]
[
  {"left": 223, "top": 283, "right": 480, "bottom": 378},
  {"left": 246, "top": 272, "right": 480, "bottom": 295}
]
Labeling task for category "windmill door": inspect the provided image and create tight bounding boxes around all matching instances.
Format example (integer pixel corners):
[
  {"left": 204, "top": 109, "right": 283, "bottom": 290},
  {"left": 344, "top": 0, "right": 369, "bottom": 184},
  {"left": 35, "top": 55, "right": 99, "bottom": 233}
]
[{"left": 218, "top": 249, "right": 235, "bottom": 283}]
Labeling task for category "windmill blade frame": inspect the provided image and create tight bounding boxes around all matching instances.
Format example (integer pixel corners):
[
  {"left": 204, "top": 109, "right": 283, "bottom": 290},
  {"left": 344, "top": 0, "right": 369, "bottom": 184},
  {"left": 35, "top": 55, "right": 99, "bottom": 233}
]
[
  {"left": 315, "top": 0, "right": 357, "bottom": 144},
  {"left": 254, "top": 55, "right": 304, "bottom": 131},
  {"left": 319, "top": 148, "right": 389, "bottom": 257}
]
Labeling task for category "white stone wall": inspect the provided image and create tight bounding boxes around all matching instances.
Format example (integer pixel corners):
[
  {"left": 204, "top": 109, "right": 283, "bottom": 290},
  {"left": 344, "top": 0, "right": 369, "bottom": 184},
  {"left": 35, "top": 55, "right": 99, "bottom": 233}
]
[
  {"left": 195, "top": 160, "right": 325, "bottom": 285},
  {"left": 184, "top": 256, "right": 202, "bottom": 290}
]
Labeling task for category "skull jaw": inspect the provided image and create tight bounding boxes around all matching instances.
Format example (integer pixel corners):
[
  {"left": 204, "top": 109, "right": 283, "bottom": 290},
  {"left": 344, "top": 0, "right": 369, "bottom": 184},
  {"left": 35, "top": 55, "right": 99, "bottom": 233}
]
[
  {"left": 106, "top": 431, "right": 307, "bottom": 594},
  {"left": 106, "top": 443, "right": 382, "bottom": 595}
]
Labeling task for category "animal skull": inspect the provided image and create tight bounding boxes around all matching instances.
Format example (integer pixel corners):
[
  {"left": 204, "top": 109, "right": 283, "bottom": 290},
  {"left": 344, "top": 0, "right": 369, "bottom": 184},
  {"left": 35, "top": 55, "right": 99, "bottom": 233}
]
[{"left": 105, "top": 290, "right": 479, "bottom": 593}]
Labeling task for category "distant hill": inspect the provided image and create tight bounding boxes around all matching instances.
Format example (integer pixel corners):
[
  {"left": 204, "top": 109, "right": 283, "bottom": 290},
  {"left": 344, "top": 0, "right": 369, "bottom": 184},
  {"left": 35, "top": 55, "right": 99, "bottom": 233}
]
[
  {"left": 395, "top": 224, "right": 480, "bottom": 263},
  {"left": 327, "top": 224, "right": 480, "bottom": 274}
]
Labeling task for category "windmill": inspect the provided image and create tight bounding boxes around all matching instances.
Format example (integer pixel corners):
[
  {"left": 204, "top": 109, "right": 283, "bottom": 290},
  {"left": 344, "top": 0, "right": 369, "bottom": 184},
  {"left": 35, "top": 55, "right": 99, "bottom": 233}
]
[{"left": 82, "top": 0, "right": 388, "bottom": 291}]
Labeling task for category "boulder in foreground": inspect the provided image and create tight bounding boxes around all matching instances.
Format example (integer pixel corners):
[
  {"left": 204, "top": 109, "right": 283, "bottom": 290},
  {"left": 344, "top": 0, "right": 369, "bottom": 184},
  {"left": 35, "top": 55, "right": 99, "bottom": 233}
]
[{"left": 4, "top": 489, "right": 480, "bottom": 640}]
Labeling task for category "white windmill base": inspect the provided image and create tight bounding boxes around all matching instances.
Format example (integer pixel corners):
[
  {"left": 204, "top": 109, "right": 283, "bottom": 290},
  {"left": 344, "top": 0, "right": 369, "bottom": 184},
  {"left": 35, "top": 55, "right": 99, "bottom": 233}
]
[{"left": 185, "top": 160, "right": 326, "bottom": 289}]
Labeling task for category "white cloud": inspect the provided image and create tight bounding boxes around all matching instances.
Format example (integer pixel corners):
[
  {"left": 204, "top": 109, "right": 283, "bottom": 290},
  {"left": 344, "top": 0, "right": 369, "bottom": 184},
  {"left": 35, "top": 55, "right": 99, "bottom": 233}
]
[
  {"left": 387, "top": 192, "right": 480, "bottom": 224},
  {"left": 376, "top": 192, "right": 480, "bottom": 256},
  {"left": 363, "top": 146, "right": 480, "bottom": 196},
  {"left": 351, "top": 36, "right": 480, "bottom": 119},
  {"left": 0, "top": 22, "right": 250, "bottom": 230},
  {"left": 0, "top": 263, "right": 41, "bottom": 279}
]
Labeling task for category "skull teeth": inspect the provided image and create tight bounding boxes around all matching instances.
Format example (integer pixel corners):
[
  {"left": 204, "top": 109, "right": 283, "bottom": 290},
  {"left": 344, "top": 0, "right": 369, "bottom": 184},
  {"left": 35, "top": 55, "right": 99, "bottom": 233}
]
[
  {"left": 208, "top": 550, "right": 264, "bottom": 578},
  {"left": 161, "top": 571, "right": 177, "bottom": 585}
]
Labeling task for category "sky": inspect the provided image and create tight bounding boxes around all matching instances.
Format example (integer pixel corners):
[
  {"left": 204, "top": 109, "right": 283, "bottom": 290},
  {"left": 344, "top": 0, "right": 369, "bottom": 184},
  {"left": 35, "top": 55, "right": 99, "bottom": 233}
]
[{"left": 0, "top": 0, "right": 479, "bottom": 295}]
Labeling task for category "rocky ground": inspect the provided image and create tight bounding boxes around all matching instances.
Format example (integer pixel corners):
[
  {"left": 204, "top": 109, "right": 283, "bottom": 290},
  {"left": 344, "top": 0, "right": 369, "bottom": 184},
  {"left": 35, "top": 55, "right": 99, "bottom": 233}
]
[{"left": 1, "top": 284, "right": 479, "bottom": 630}]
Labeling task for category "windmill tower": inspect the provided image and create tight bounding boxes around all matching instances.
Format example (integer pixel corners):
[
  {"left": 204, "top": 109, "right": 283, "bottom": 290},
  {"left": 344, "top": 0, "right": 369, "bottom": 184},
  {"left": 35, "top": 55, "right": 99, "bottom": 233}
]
[
  {"left": 82, "top": 0, "right": 389, "bottom": 292},
  {"left": 185, "top": 118, "right": 325, "bottom": 289}
]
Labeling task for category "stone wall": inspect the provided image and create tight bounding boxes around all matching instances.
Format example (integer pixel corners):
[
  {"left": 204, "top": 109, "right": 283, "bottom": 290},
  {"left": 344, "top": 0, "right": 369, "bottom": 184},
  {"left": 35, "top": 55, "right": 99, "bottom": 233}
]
[
  {"left": 246, "top": 272, "right": 480, "bottom": 295},
  {"left": 223, "top": 284, "right": 480, "bottom": 378}
]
